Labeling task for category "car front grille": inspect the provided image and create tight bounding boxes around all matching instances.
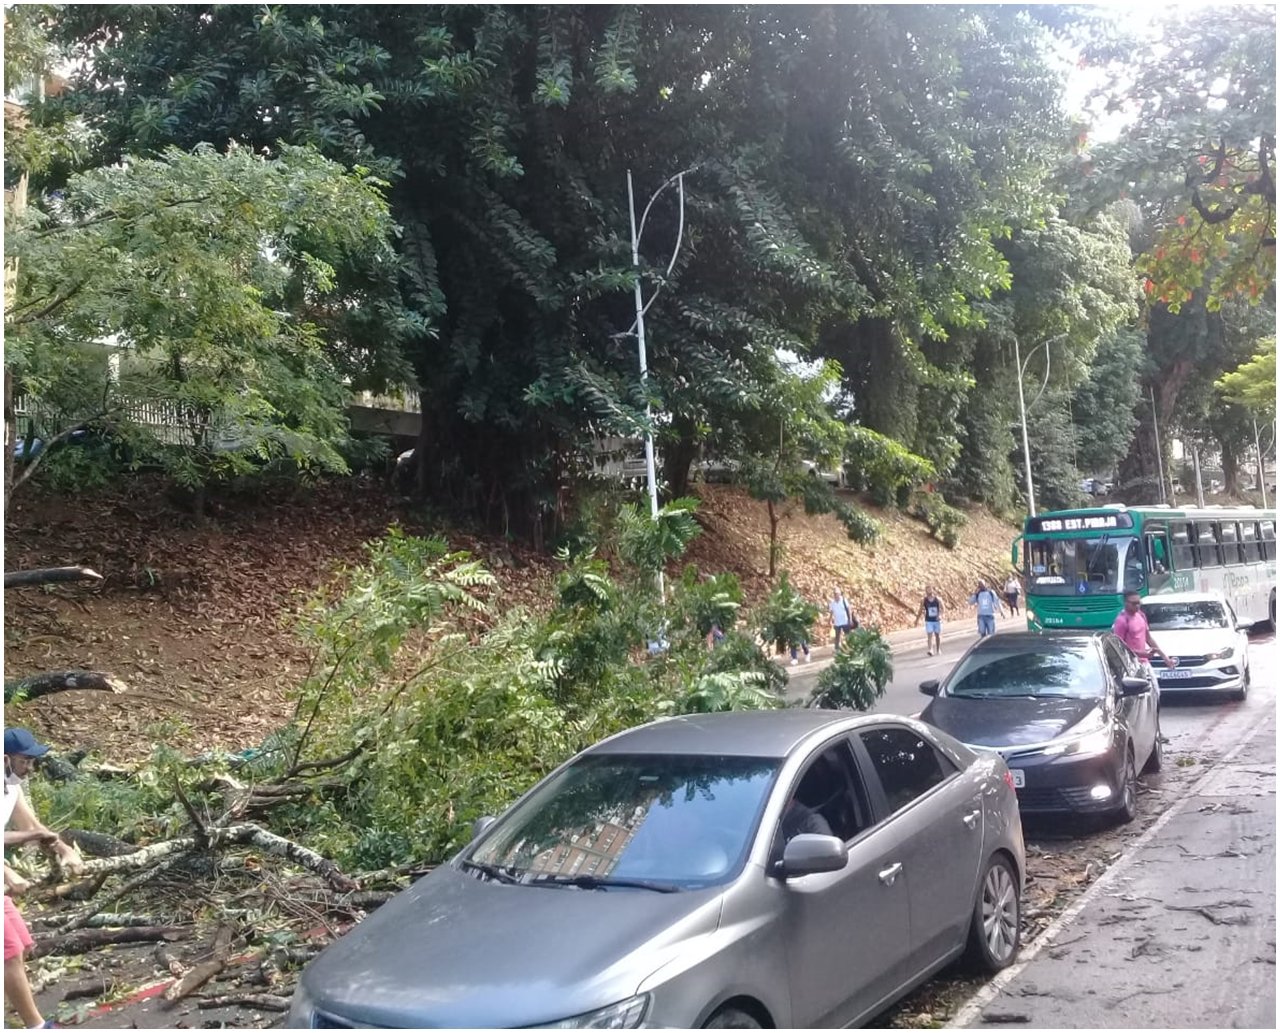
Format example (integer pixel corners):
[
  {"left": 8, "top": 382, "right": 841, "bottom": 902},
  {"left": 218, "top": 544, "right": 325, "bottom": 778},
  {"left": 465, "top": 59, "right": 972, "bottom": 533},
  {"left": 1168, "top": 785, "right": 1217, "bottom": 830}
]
[
  {"left": 1016, "top": 785, "right": 1109, "bottom": 812},
  {"left": 1168, "top": 654, "right": 1209, "bottom": 667}
]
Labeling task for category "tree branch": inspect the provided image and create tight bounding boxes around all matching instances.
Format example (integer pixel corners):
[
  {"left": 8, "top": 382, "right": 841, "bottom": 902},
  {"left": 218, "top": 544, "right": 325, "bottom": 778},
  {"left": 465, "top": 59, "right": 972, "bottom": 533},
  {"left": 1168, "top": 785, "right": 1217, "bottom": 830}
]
[
  {"left": 9, "top": 413, "right": 113, "bottom": 494},
  {"left": 5, "top": 670, "right": 125, "bottom": 704},
  {"left": 4, "top": 566, "right": 103, "bottom": 589}
]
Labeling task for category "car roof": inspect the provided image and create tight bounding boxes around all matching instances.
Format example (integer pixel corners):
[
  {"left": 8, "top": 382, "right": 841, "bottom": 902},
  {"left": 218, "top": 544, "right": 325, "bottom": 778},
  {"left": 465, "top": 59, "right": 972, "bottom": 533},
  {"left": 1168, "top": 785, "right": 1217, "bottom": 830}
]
[
  {"left": 1141, "top": 591, "right": 1227, "bottom": 605},
  {"left": 970, "top": 630, "right": 1105, "bottom": 651},
  {"left": 586, "top": 709, "right": 897, "bottom": 759}
]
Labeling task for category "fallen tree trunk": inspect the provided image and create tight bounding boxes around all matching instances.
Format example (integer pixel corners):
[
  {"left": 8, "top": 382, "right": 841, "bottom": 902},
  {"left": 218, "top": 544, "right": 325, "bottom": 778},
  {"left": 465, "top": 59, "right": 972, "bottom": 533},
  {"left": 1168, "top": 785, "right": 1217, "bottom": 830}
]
[
  {"left": 35, "top": 924, "right": 188, "bottom": 957},
  {"left": 165, "top": 923, "right": 239, "bottom": 1003},
  {"left": 4, "top": 566, "right": 103, "bottom": 589},
  {"left": 73, "top": 823, "right": 359, "bottom": 892},
  {"left": 5, "top": 670, "right": 127, "bottom": 704}
]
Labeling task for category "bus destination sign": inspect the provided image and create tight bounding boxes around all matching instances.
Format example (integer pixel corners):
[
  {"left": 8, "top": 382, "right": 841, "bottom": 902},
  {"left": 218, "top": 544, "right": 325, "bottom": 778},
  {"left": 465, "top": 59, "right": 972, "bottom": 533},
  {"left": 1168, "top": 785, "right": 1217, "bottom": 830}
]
[{"left": 1027, "top": 512, "right": 1133, "bottom": 534}]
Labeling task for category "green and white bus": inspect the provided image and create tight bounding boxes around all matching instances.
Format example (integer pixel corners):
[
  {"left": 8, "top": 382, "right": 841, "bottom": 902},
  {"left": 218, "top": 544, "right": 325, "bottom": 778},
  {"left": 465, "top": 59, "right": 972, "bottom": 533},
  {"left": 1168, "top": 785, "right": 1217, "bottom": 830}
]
[{"left": 1013, "top": 504, "right": 1277, "bottom": 632}]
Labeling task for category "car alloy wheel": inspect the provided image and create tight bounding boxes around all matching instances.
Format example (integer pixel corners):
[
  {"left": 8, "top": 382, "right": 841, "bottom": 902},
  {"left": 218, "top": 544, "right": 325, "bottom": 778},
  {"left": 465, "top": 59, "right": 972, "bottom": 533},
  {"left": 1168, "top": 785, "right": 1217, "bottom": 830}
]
[
  {"left": 704, "top": 1007, "right": 763, "bottom": 1029},
  {"left": 1142, "top": 723, "right": 1164, "bottom": 774},
  {"left": 1115, "top": 750, "right": 1138, "bottom": 824},
  {"left": 966, "top": 854, "right": 1020, "bottom": 971}
]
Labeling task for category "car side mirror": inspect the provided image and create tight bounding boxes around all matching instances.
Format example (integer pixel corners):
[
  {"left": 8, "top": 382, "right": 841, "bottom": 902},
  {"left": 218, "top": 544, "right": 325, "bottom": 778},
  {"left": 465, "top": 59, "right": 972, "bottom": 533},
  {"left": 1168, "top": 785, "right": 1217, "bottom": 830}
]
[
  {"left": 1120, "top": 676, "right": 1150, "bottom": 696},
  {"left": 779, "top": 834, "right": 848, "bottom": 878},
  {"left": 919, "top": 679, "right": 940, "bottom": 697},
  {"left": 1237, "top": 621, "right": 1252, "bottom": 633},
  {"left": 471, "top": 815, "right": 497, "bottom": 840}
]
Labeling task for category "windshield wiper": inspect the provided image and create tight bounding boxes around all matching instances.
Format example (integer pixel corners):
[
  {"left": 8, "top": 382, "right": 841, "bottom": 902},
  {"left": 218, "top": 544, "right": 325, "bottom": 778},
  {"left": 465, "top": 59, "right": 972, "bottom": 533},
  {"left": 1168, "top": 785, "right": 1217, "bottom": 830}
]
[
  {"left": 460, "top": 859, "right": 522, "bottom": 884},
  {"left": 532, "top": 874, "right": 679, "bottom": 893}
]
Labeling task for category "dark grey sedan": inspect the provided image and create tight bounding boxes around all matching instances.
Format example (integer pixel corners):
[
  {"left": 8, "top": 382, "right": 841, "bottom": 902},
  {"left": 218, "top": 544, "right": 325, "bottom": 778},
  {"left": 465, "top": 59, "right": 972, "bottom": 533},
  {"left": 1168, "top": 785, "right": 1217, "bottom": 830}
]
[{"left": 287, "top": 711, "right": 1024, "bottom": 1029}]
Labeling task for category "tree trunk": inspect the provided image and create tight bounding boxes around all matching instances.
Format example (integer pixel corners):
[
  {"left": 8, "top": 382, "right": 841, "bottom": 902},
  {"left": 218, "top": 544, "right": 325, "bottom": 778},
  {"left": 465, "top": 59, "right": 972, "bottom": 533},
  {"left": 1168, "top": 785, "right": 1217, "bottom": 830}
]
[
  {"left": 767, "top": 498, "right": 779, "bottom": 578},
  {"left": 4, "top": 365, "right": 14, "bottom": 502},
  {"left": 663, "top": 421, "right": 698, "bottom": 499},
  {"left": 5, "top": 670, "right": 125, "bottom": 704}
]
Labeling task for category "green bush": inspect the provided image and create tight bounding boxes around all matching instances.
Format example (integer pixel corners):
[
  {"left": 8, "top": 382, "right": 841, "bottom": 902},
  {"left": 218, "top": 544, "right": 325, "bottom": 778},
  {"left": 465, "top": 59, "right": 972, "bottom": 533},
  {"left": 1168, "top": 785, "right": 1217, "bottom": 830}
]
[
  {"left": 908, "top": 490, "right": 968, "bottom": 549},
  {"left": 679, "top": 671, "right": 784, "bottom": 714},
  {"left": 671, "top": 566, "right": 743, "bottom": 637},
  {"left": 702, "top": 630, "right": 789, "bottom": 695},
  {"left": 809, "top": 629, "right": 894, "bottom": 710},
  {"left": 756, "top": 573, "right": 820, "bottom": 654}
]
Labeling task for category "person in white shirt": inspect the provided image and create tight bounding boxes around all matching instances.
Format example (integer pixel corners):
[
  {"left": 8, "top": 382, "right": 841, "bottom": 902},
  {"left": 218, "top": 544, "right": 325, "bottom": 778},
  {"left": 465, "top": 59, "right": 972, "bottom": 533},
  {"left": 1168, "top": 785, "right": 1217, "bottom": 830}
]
[
  {"left": 828, "top": 589, "right": 854, "bottom": 651},
  {"left": 1004, "top": 574, "right": 1022, "bottom": 617},
  {"left": 5, "top": 727, "right": 81, "bottom": 1029}
]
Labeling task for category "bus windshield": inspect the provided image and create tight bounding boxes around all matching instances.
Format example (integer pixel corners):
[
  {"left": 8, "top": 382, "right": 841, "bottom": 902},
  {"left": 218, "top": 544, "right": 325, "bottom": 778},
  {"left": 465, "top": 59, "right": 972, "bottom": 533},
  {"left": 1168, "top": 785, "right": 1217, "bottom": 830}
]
[{"left": 1025, "top": 535, "right": 1145, "bottom": 596}]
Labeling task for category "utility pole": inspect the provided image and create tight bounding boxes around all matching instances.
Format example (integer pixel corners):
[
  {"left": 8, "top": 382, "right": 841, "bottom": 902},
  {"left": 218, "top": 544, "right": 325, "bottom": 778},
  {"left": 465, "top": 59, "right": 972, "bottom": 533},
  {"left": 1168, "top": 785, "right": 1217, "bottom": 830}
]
[
  {"left": 1254, "top": 417, "right": 1270, "bottom": 510},
  {"left": 1150, "top": 387, "right": 1167, "bottom": 504},
  {"left": 1014, "top": 337, "right": 1037, "bottom": 516}
]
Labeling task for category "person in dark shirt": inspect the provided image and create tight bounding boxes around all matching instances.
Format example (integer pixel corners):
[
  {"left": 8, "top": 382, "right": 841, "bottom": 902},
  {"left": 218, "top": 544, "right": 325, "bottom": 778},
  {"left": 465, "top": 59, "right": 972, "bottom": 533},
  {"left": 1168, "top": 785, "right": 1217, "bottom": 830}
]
[
  {"left": 781, "top": 797, "right": 834, "bottom": 840},
  {"left": 915, "top": 586, "right": 944, "bottom": 656}
]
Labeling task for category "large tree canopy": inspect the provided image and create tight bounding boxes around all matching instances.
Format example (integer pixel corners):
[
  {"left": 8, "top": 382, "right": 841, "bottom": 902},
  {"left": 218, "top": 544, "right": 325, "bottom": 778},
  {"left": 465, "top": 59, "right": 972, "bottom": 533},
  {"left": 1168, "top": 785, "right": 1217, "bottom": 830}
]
[{"left": 39, "top": 4, "right": 1073, "bottom": 535}]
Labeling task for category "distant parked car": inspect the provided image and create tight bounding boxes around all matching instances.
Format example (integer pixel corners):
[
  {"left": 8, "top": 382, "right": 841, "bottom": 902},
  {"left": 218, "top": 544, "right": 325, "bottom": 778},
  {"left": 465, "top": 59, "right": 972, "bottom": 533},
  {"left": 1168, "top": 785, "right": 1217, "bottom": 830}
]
[
  {"left": 289, "top": 711, "right": 1025, "bottom": 1029},
  {"left": 919, "top": 631, "right": 1161, "bottom": 826},
  {"left": 1079, "top": 477, "right": 1096, "bottom": 494},
  {"left": 1140, "top": 592, "right": 1251, "bottom": 702},
  {"left": 801, "top": 460, "right": 844, "bottom": 487}
]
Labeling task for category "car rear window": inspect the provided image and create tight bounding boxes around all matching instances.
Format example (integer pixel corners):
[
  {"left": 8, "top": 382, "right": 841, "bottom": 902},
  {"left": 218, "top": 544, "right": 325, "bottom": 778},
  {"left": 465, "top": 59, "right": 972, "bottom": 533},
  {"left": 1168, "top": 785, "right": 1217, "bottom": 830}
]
[{"left": 943, "top": 644, "right": 1103, "bottom": 700}]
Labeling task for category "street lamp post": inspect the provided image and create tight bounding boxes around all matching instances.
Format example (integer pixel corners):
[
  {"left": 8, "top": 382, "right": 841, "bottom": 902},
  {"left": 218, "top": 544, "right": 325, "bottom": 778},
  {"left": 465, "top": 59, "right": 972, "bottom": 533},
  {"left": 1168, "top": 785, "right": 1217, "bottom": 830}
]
[
  {"left": 1013, "top": 334, "right": 1065, "bottom": 518},
  {"left": 625, "top": 168, "right": 693, "bottom": 598}
]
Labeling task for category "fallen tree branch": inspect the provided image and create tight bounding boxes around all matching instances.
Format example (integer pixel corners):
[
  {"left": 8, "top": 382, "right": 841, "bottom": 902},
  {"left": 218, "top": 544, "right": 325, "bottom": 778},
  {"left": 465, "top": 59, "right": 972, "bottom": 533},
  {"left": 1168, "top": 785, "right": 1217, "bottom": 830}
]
[
  {"left": 197, "top": 993, "right": 291, "bottom": 1012},
  {"left": 165, "top": 923, "right": 239, "bottom": 1004},
  {"left": 5, "top": 669, "right": 127, "bottom": 704},
  {"left": 4, "top": 565, "right": 103, "bottom": 589},
  {"left": 59, "top": 853, "right": 191, "bottom": 932},
  {"left": 34, "top": 924, "right": 188, "bottom": 957},
  {"left": 73, "top": 823, "right": 359, "bottom": 892}
]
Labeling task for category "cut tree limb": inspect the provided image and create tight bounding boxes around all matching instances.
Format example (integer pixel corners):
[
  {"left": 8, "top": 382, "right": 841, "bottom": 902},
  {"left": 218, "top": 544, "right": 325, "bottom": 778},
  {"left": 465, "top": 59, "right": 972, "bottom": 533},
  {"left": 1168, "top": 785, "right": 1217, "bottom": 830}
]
[
  {"left": 34, "top": 924, "right": 188, "bottom": 957},
  {"left": 73, "top": 823, "right": 359, "bottom": 892},
  {"left": 5, "top": 669, "right": 127, "bottom": 703},
  {"left": 165, "top": 923, "right": 239, "bottom": 1003},
  {"left": 197, "top": 993, "right": 291, "bottom": 1012},
  {"left": 4, "top": 566, "right": 103, "bottom": 588}
]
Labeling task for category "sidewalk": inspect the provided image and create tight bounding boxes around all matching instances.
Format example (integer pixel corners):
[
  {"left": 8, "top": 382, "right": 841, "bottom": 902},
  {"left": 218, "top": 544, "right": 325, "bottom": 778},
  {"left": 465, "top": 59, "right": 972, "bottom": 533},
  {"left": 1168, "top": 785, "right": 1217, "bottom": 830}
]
[{"left": 954, "top": 704, "right": 1277, "bottom": 1029}]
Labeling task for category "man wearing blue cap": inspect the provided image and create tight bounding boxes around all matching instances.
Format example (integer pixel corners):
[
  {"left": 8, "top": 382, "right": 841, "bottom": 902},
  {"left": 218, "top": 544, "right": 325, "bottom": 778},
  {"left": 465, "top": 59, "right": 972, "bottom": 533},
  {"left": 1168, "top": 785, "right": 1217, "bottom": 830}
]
[{"left": 5, "top": 727, "right": 80, "bottom": 1028}]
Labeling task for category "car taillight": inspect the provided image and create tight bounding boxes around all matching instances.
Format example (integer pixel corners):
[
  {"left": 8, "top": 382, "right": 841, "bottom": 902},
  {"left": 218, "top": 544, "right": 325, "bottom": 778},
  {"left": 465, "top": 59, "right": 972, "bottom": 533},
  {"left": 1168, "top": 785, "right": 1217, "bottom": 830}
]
[{"left": 1003, "top": 770, "right": 1017, "bottom": 792}]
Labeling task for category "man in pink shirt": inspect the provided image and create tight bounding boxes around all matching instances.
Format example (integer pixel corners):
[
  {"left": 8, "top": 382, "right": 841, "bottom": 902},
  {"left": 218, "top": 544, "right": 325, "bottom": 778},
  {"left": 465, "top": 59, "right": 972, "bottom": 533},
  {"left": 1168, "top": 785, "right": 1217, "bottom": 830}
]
[{"left": 1112, "top": 591, "right": 1177, "bottom": 668}]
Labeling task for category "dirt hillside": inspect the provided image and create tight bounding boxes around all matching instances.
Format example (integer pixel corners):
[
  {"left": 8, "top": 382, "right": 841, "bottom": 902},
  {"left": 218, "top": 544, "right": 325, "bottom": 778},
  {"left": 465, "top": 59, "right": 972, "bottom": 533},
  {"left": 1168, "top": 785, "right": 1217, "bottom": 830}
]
[{"left": 4, "top": 477, "right": 1017, "bottom": 761}]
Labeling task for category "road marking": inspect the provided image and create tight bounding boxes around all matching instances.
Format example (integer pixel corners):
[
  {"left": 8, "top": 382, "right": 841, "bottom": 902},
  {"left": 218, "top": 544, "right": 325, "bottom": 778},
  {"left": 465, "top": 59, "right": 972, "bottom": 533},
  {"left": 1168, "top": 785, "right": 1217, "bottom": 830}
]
[{"left": 951, "top": 703, "right": 1277, "bottom": 1028}]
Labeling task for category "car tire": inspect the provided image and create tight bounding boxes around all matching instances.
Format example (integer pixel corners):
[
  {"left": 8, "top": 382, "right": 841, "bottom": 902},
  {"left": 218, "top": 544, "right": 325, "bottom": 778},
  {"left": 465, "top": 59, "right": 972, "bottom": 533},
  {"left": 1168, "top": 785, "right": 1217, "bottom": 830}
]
[
  {"left": 1113, "top": 749, "right": 1138, "bottom": 824},
  {"left": 1231, "top": 665, "right": 1250, "bottom": 703},
  {"left": 1142, "top": 723, "right": 1164, "bottom": 774},
  {"left": 964, "top": 854, "right": 1021, "bottom": 973},
  {"left": 1268, "top": 592, "right": 1276, "bottom": 633},
  {"left": 704, "top": 1007, "right": 762, "bottom": 1029}
]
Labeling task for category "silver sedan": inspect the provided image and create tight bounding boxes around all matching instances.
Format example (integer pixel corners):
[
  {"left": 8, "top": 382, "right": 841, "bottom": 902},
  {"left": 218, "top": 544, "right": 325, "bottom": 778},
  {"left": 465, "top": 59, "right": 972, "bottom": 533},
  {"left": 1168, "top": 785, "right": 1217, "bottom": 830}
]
[{"left": 288, "top": 710, "right": 1024, "bottom": 1029}]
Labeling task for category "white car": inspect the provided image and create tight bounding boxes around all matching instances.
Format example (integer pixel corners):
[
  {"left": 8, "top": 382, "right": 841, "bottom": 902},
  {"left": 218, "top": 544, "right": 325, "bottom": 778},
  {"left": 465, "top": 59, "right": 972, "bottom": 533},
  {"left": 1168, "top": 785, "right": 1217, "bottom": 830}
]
[
  {"left": 1142, "top": 592, "right": 1252, "bottom": 701},
  {"left": 801, "top": 460, "right": 844, "bottom": 487}
]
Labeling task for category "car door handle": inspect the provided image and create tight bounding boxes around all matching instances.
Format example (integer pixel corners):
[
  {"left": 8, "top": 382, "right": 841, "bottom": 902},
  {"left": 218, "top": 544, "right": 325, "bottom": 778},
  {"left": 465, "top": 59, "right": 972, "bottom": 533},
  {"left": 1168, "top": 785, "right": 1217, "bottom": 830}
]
[
  {"left": 962, "top": 810, "right": 980, "bottom": 829},
  {"left": 878, "top": 863, "right": 902, "bottom": 886}
]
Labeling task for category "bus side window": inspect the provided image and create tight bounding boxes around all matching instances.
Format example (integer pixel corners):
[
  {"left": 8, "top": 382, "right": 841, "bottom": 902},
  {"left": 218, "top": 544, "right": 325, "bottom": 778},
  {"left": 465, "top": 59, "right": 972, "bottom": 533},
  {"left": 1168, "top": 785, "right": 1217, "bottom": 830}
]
[
  {"left": 1195, "top": 522, "right": 1222, "bottom": 568},
  {"left": 1217, "top": 521, "right": 1242, "bottom": 565},
  {"left": 1240, "top": 522, "right": 1260, "bottom": 563},
  {"left": 1262, "top": 521, "right": 1276, "bottom": 562},
  {"left": 1171, "top": 522, "right": 1196, "bottom": 569},
  {"left": 1145, "top": 534, "right": 1172, "bottom": 589}
]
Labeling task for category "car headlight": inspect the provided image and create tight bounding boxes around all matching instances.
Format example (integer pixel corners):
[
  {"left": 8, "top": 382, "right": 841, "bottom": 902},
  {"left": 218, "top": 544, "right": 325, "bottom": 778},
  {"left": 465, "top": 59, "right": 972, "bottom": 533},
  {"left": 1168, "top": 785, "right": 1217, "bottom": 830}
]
[
  {"left": 532, "top": 995, "right": 650, "bottom": 1029},
  {"left": 1039, "top": 725, "right": 1113, "bottom": 758},
  {"left": 1202, "top": 647, "right": 1233, "bottom": 661}
]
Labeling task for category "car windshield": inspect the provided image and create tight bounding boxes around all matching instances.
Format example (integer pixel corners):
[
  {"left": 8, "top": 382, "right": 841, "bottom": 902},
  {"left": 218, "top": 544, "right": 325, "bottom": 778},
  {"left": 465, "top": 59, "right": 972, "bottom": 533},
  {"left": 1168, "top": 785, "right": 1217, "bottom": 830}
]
[
  {"left": 1143, "top": 601, "right": 1229, "bottom": 630},
  {"left": 1025, "top": 535, "right": 1144, "bottom": 596},
  {"left": 944, "top": 644, "right": 1103, "bottom": 700},
  {"left": 466, "top": 753, "right": 779, "bottom": 889}
]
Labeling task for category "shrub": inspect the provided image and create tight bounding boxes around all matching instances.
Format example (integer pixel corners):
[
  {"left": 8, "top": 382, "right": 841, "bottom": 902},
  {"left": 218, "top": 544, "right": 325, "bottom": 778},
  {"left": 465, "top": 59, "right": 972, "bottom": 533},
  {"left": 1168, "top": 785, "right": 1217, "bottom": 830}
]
[
  {"left": 756, "top": 573, "right": 820, "bottom": 654},
  {"left": 702, "top": 630, "right": 789, "bottom": 695},
  {"left": 809, "top": 629, "right": 894, "bottom": 710},
  {"left": 671, "top": 566, "right": 743, "bottom": 637},
  {"left": 679, "top": 671, "right": 784, "bottom": 714},
  {"left": 908, "top": 490, "right": 968, "bottom": 549}
]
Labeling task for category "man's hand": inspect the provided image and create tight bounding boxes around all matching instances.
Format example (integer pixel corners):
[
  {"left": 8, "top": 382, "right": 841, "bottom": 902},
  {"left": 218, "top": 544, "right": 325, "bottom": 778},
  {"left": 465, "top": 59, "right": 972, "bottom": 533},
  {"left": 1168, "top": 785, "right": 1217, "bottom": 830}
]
[
  {"left": 1163, "top": 654, "right": 1178, "bottom": 670},
  {"left": 5, "top": 871, "right": 32, "bottom": 897}
]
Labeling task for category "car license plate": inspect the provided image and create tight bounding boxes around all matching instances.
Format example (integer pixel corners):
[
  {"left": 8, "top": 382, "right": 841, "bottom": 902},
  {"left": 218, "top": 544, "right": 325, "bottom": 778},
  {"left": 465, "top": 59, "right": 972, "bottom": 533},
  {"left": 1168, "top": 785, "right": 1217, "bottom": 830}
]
[
  {"left": 1161, "top": 668, "right": 1195, "bottom": 679},
  {"left": 1010, "top": 768, "right": 1025, "bottom": 788}
]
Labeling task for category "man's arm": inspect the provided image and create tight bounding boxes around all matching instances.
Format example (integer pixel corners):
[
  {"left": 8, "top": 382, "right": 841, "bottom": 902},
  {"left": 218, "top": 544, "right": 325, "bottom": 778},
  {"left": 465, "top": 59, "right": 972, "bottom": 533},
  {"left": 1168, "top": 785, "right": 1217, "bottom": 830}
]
[
  {"left": 8, "top": 783, "right": 82, "bottom": 869},
  {"left": 1146, "top": 628, "right": 1177, "bottom": 668}
]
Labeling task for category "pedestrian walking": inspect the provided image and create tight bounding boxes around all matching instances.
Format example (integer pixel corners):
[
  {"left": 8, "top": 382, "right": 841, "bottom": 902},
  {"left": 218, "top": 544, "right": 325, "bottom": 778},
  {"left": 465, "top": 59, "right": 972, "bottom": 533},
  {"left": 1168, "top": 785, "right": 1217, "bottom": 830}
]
[
  {"left": 915, "top": 586, "right": 945, "bottom": 656},
  {"left": 789, "top": 636, "right": 812, "bottom": 665},
  {"left": 969, "top": 579, "right": 1006, "bottom": 637},
  {"left": 6, "top": 727, "right": 82, "bottom": 1029},
  {"left": 828, "top": 588, "right": 854, "bottom": 651},
  {"left": 1111, "top": 591, "right": 1177, "bottom": 669},
  {"left": 1004, "top": 573, "right": 1022, "bottom": 616}
]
